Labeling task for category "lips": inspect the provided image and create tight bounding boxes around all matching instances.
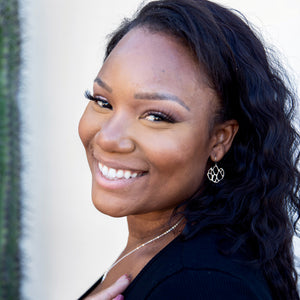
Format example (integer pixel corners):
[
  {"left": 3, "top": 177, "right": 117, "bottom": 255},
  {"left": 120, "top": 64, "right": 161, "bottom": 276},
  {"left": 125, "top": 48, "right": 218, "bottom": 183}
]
[{"left": 98, "top": 162, "right": 145, "bottom": 180}]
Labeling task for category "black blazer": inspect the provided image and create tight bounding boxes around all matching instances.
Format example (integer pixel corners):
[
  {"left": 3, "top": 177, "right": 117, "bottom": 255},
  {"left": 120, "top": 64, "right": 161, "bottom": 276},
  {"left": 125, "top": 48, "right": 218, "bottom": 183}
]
[{"left": 79, "top": 231, "right": 272, "bottom": 299}]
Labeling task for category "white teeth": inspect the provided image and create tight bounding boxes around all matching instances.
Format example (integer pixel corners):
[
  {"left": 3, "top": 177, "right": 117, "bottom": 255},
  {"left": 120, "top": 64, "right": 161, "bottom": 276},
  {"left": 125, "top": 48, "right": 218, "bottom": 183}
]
[
  {"left": 124, "top": 171, "right": 131, "bottom": 179},
  {"left": 102, "top": 165, "right": 108, "bottom": 176},
  {"left": 116, "top": 170, "right": 124, "bottom": 178},
  {"left": 108, "top": 168, "right": 116, "bottom": 178},
  {"left": 98, "top": 162, "right": 142, "bottom": 180}
]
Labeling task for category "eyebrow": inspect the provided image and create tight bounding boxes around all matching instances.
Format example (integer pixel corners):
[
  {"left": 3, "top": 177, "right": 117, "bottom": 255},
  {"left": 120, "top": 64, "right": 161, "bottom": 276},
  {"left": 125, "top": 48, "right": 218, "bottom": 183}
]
[
  {"left": 94, "top": 77, "right": 113, "bottom": 93},
  {"left": 134, "top": 92, "right": 190, "bottom": 111}
]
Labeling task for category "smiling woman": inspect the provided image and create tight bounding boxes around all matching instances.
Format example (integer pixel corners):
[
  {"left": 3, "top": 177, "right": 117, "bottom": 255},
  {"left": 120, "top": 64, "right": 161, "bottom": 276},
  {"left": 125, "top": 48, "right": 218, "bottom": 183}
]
[
  {"left": 79, "top": 28, "right": 233, "bottom": 220},
  {"left": 78, "top": 0, "right": 300, "bottom": 299}
]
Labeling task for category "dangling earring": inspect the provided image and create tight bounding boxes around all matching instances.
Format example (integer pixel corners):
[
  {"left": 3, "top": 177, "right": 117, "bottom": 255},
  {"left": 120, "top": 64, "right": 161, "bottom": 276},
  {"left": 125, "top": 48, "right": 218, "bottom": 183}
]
[{"left": 207, "top": 157, "right": 225, "bottom": 183}]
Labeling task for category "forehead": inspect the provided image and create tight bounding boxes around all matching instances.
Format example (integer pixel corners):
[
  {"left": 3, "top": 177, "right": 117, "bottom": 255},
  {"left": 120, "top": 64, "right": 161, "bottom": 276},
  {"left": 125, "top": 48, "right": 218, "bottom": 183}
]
[
  {"left": 97, "top": 28, "right": 217, "bottom": 114},
  {"left": 103, "top": 28, "right": 207, "bottom": 86}
]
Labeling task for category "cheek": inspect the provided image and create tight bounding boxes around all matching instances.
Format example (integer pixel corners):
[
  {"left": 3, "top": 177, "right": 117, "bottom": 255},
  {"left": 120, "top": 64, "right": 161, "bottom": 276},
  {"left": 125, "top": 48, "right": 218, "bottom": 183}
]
[
  {"left": 144, "top": 127, "right": 211, "bottom": 177},
  {"left": 78, "top": 106, "right": 99, "bottom": 149},
  {"left": 140, "top": 132, "right": 209, "bottom": 209}
]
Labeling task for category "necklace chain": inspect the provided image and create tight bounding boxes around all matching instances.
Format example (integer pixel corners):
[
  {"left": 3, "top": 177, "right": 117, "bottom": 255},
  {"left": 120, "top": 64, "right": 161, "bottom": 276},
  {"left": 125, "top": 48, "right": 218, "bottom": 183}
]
[{"left": 102, "top": 218, "right": 183, "bottom": 281}]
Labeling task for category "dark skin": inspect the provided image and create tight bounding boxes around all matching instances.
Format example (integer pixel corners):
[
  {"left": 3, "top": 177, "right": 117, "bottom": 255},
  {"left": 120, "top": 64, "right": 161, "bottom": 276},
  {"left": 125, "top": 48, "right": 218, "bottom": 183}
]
[
  {"left": 79, "top": 27, "right": 238, "bottom": 299},
  {"left": 87, "top": 219, "right": 184, "bottom": 298}
]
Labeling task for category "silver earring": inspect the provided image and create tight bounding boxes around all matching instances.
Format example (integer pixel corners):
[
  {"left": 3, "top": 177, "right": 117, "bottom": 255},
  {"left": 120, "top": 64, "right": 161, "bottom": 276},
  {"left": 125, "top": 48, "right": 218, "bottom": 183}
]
[{"left": 207, "top": 162, "right": 225, "bottom": 183}]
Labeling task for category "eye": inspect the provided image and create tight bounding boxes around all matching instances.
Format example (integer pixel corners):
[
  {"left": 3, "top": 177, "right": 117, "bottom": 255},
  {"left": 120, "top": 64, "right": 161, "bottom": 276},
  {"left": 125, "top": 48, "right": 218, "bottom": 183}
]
[
  {"left": 141, "top": 111, "right": 175, "bottom": 123},
  {"left": 84, "top": 90, "right": 113, "bottom": 110},
  {"left": 95, "top": 97, "right": 112, "bottom": 110}
]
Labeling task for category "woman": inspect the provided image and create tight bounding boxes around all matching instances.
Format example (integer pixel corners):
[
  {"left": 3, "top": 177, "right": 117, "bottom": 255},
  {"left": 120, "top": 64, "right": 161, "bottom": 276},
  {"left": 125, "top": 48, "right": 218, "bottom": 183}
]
[{"left": 78, "top": 0, "right": 300, "bottom": 299}]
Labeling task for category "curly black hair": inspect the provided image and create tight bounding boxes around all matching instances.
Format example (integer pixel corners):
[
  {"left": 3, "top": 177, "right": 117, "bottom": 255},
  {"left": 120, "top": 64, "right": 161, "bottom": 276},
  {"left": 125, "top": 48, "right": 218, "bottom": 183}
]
[{"left": 104, "top": 0, "right": 300, "bottom": 298}]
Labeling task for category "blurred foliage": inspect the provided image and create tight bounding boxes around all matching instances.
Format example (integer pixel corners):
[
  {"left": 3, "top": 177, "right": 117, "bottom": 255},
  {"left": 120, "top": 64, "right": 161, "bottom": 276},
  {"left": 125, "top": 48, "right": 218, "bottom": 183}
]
[{"left": 0, "top": 0, "right": 22, "bottom": 298}]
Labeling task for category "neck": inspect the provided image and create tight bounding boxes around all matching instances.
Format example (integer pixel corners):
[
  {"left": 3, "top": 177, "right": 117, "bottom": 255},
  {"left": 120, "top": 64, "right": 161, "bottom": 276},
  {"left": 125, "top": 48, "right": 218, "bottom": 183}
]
[
  {"left": 126, "top": 211, "right": 184, "bottom": 247},
  {"left": 102, "top": 212, "right": 184, "bottom": 282}
]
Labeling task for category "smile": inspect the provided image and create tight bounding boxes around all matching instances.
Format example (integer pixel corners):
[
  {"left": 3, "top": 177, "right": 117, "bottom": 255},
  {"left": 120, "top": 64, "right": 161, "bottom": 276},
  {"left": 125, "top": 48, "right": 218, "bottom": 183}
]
[{"left": 98, "top": 162, "right": 144, "bottom": 180}]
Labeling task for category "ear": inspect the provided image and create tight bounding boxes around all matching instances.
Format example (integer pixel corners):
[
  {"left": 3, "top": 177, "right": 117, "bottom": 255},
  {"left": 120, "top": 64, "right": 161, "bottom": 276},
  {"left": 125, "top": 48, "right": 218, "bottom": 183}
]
[{"left": 209, "top": 120, "right": 239, "bottom": 162}]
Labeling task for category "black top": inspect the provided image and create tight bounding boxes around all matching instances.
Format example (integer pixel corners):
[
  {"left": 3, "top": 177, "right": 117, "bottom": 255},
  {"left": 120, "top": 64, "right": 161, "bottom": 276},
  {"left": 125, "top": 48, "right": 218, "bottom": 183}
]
[{"left": 79, "top": 231, "right": 272, "bottom": 299}]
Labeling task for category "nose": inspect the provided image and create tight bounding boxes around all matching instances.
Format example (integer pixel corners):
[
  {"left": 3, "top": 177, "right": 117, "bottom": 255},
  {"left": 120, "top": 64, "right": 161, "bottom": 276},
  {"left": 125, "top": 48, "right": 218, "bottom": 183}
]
[{"left": 95, "top": 112, "right": 136, "bottom": 153}]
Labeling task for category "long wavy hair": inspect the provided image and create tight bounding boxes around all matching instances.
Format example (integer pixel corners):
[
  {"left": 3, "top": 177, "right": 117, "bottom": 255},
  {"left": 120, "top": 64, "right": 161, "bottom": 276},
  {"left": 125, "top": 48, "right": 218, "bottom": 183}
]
[{"left": 104, "top": 0, "right": 300, "bottom": 298}]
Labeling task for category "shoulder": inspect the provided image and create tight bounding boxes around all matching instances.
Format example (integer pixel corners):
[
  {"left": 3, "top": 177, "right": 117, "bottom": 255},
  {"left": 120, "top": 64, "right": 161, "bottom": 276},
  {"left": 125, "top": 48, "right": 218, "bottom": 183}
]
[
  {"left": 146, "top": 268, "right": 264, "bottom": 300},
  {"left": 124, "top": 231, "right": 272, "bottom": 299},
  {"left": 178, "top": 232, "right": 272, "bottom": 299},
  {"left": 163, "top": 232, "right": 270, "bottom": 299}
]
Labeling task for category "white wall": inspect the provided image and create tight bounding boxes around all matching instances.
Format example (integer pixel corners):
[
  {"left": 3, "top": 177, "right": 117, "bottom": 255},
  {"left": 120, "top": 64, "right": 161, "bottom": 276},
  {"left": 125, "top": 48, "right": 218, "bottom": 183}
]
[{"left": 20, "top": 1, "right": 300, "bottom": 299}]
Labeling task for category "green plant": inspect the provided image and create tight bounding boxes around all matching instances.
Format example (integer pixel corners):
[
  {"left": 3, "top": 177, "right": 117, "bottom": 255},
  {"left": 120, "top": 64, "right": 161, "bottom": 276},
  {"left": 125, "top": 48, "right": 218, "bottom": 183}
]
[{"left": 0, "top": 0, "right": 22, "bottom": 298}]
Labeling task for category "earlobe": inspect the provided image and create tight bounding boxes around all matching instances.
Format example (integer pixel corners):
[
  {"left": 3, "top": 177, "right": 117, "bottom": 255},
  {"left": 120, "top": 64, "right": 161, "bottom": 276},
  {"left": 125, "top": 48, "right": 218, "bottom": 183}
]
[{"left": 210, "top": 120, "right": 239, "bottom": 161}]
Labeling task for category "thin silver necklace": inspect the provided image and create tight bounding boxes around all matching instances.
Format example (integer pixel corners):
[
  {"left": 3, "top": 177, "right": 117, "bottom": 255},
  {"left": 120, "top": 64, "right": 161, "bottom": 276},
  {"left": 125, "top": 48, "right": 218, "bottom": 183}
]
[{"left": 102, "top": 218, "right": 183, "bottom": 281}]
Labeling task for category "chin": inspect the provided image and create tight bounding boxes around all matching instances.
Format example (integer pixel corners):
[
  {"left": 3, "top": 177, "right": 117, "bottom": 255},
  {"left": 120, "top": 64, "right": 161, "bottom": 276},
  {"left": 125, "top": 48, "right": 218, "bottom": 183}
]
[{"left": 91, "top": 194, "right": 129, "bottom": 218}]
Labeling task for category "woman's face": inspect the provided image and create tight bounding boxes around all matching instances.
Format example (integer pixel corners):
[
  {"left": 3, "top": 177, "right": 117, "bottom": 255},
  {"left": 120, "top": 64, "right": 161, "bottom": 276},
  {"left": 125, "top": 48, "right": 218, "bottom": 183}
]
[{"left": 79, "top": 28, "right": 220, "bottom": 218}]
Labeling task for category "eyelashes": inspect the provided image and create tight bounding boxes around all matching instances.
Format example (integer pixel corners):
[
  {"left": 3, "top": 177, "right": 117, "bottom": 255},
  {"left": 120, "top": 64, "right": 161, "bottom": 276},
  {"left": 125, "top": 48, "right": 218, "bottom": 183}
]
[
  {"left": 84, "top": 90, "right": 95, "bottom": 101},
  {"left": 84, "top": 90, "right": 177, "bottom": 123},
  {"left": 84, "top": 90, "right": 112, "bottom": 109},
  {"left": 141, "top": 111, "right": 176, "bottom": 123}
]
